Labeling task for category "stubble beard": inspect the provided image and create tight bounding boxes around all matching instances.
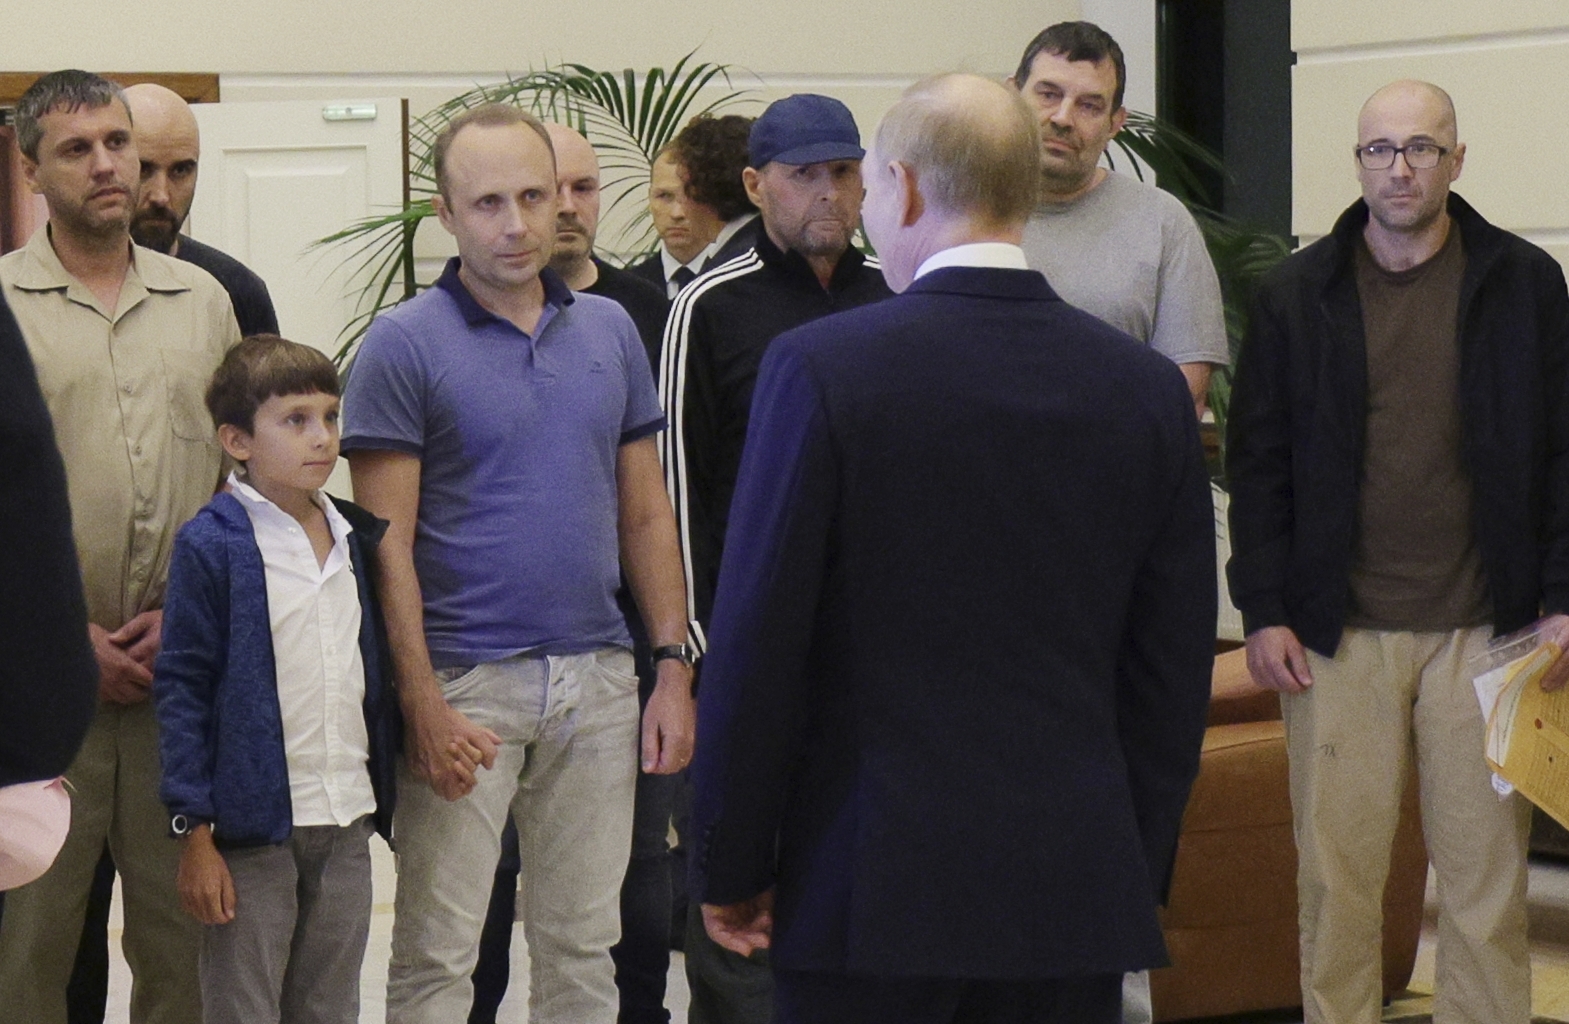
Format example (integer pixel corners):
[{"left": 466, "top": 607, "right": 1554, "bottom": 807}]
[
  {"left": 1038, "top": 150, "right": 1097, "bottom": 200},
  {"left": 793, "top": 220, "right": 855, "bottom": 260},
  {"left": 56, "top": 197, "right": 132, "bottom": 247},
  {"left": 1369, "top": 186, "right": 1445, "bottom": 237}
]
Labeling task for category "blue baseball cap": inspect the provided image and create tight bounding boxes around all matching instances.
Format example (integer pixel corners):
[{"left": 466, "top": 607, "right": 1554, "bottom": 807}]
[{"left": 748, "top": 94, "right": 865, "bottom": 169}]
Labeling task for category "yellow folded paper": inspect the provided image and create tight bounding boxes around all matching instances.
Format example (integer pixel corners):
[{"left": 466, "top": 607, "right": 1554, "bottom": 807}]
[{"left": 1482, "top": 640, "right": 1569, "bottom": 828}]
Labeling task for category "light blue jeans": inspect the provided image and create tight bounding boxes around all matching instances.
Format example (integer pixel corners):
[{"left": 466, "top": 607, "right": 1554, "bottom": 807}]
[{"left": 385, "top": 647, "right": 641, "bottom": 1024}]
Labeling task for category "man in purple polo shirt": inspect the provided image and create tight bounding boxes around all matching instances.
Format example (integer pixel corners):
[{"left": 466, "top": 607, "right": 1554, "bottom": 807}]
[{"left": 341, "top": 103, "right": 696, "bottom": 1024}]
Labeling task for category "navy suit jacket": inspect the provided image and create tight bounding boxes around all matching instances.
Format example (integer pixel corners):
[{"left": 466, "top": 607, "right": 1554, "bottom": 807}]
[{"left": 690, "top": 265, "right": 1216, "bottom": 979}]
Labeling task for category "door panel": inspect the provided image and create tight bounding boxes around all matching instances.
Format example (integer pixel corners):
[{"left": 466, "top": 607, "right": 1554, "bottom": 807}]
[
  {"left": 189, "top": 98, "right": 403, "bottom": 352},
  {"left": 189, "top": 98, "right": 404, "bottom": 496}
]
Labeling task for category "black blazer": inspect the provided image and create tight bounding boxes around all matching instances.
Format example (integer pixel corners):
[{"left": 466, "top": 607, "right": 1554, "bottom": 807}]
[
  {"left": 0, "top": 290, "right": 96, "bottom": 787},
  {"left": 1226, "top": 194, "right": 1569, "bottom": 655},
  {"left": 690, "top": 266, "right": 1215, "bottom": 979},
  {"left": 627, "top": 253, "right": 667, "bottom": 293}
]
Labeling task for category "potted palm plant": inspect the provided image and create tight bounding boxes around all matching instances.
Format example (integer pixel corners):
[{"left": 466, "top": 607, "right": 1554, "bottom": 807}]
[{"left": 313, "top": 52, "right": 753, "bottom": 363}]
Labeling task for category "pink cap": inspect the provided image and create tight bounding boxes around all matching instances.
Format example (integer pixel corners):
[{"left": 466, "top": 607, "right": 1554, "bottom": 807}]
[{"left": 0, "top": 778, "right": 71, "bottom": 891}]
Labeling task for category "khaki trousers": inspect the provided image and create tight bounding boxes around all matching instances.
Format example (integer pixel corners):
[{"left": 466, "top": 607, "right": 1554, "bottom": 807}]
[
  {"left": 1286, "top": 626, "right": 1530, "bottom": 1024},
  {"left": 0, "top": 701, "right": 200, "bottom": 1024}
]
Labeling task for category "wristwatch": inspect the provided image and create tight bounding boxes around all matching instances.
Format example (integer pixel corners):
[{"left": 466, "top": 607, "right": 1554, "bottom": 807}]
[
  {"left": 652, "top": 643, "right": 694, "bottom": 667},
  {"left": 169, "top": 814, "right": 207, "bottom": 838}
]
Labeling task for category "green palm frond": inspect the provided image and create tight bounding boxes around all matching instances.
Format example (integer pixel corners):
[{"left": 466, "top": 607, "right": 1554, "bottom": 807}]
[
  {"left": 1102, "top": 111, "right": 1292, "bottom": 480},
  {"left": 311, "top": 52, "right": 752, "bottom": 365},
  {"left": 1108, "top": 110, "right": 1226, "bottom": 207}
]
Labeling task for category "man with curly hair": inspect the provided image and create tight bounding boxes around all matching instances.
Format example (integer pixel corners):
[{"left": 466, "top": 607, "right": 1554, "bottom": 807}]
[
  {"left": 677, "top": 114, "right": 762, "bottom": 269},
  {"left": 632, "top": 147, "right": 722, "bottom": 300},
  {"left": 632, "top": 115, "right": 760, "bottom": 298}
]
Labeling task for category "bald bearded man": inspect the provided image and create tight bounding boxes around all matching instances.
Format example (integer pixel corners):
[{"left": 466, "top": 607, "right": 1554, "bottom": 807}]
[{"left": 123, "top": 84, "right": 279, "bottom": 337}]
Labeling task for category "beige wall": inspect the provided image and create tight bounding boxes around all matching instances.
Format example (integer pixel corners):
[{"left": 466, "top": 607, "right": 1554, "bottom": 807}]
[
  {"left": 1, "top": 1, "right": 1071, "bottom": 82},
  {"left": 0, "top": 0, "right": 1079, "bottom": 260},
  {"left": 1292, "top": 2, "right": 1569, "bottom": 268}
]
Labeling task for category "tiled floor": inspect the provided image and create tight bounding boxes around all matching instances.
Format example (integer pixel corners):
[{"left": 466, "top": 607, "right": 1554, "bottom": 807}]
[{"left": 103, "top": 848, "right": 1569, "bottom": 1023}]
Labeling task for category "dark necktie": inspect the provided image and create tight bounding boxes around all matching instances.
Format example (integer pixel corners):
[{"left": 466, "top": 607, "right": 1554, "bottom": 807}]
[{"left": 671, "top": 266, "right": 697, "bottom": 291}]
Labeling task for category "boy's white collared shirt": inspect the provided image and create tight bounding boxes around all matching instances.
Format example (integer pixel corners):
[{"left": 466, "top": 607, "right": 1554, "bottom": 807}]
[{"left": 230, "top": 473, "right": 375, "bottom": 827}]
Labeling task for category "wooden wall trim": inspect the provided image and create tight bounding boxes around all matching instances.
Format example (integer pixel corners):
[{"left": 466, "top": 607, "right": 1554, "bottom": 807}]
[{"left": 0, "top": 72, "right": 219, "bottom": 106}]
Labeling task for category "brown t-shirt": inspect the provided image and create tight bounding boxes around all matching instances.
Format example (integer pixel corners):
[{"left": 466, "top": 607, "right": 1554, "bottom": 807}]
[{"left": 1346, "top": 225, "right": 1490, "bottom": 630}]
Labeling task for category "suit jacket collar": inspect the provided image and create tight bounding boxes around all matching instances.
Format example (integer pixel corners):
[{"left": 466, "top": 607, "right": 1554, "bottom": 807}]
[{"left": 903, "top": 265, "right": 1061, "bottom": 304}]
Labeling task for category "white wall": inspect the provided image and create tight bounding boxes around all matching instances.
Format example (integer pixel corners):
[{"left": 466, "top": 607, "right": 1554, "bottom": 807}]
[
  {"left": 1079, "top": 0, "right": 1157, "bottom": 115},
  {"left": 1292, "top": 2, "right": 1569, "bottom": 269},
  {"left": 4, "top": 0, "right": 1077, "bottom": 134}
]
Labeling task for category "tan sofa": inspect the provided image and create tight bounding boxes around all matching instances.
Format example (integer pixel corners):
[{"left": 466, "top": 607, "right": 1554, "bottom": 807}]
[{"left": 1149, "top": 649, "right": 1429, "bottom": 1022}]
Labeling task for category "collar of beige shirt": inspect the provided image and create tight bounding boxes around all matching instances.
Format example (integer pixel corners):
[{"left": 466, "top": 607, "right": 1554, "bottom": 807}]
[{"left": 11, "top": 225, "right": 191, "bottom": 321}]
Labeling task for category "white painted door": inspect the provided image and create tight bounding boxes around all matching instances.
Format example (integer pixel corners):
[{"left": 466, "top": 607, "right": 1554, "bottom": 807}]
[
  {"left": 187, "top": 97, "right": 404, "bottom": 357},
  {"left": 187, "top": 98, "right": 404, "bottom": 496}
]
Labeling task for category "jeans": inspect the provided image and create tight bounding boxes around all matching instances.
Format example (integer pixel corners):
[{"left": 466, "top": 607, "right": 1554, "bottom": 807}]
[{"left": 386, "top": 647, "right": 640, "bottom": 1024}]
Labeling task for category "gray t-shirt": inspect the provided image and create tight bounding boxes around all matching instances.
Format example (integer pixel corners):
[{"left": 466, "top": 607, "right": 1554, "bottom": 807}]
[{"left": 1021, "top": 171, "right": 1229, "bottom": 366}]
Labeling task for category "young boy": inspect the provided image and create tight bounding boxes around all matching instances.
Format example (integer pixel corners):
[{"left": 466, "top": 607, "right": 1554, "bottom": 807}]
[{"left": 153, "top": 334, "right": 398, "bottom": 1024}]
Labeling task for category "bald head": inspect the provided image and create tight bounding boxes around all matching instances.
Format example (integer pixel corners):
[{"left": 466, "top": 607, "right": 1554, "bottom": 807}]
[
  {"left": 543, "top": 123, "right": 603, "bottom": 276},
  {"left": 1359, "top": 79, "right": 1457, "bottom": 148},
  {"left": 1355, "top": 79, "right": 1465, "bottom": 247},
  {"left": 124, "top": 83, "right": 199, "bottom": 142},
  {"left": 863, "top": 74, "right": 1042, "bottom": 292},
  {"left": 123, "top": 83, "right": 200, "bottom": 252},
  {"left": 873, "top": 73, "right": 1041, "bottom": 226}
]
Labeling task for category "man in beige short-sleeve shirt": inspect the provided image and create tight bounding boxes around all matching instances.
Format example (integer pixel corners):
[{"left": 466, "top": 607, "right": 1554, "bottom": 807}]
[{"left": 0, "top": 71, "right": 238, "bottom": 1024}]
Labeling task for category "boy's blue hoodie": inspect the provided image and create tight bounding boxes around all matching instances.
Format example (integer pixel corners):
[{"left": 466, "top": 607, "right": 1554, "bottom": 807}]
[{"left": 154, "top": 491, "right": 399, "bottom": 847}]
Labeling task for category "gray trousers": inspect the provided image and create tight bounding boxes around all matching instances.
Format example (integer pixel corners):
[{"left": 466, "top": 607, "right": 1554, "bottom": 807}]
[{"left": 199, "top": 817, "right": 374, "bottom": 1024}]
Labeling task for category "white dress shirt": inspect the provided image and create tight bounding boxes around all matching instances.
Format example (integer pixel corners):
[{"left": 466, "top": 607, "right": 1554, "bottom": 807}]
[
  {"left": 660, "top": 247, "right": 706, "bottom": 300},
  {"left": 231, "top": 474, "right": 375, "bottom": 827},
  {"left": 914, "top": 242, "right": 1030, "bottom": 280}
]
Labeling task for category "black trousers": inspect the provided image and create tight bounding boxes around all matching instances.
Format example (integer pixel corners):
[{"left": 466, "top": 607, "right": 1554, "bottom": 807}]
[{"left": 773, "top": 969, "right": 1121, "bottom": 1024}]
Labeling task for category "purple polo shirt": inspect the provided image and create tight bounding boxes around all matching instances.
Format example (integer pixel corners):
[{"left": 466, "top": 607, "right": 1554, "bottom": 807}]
[{"left": 341, "top": 259, "right": 665, "bottom": 667}]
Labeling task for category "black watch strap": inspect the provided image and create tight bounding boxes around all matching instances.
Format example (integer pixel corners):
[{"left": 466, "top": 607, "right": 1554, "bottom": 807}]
[{"left": 652, "top": 643, "right": 694, "bottom": 667}]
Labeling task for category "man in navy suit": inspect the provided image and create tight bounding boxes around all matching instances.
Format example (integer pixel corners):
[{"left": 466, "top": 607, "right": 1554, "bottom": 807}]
[{"left": 688, "top": 73, "right": 1216, "bottom": 1024}]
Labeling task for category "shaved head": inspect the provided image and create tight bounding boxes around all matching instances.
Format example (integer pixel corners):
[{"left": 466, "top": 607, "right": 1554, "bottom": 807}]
[
  {"left": 124, "top": 83, "right": 201, "bottom": 252},
  {"left": 543, "top": 123, "right": 603, "bottom": 278},
  {"left": 1359, "top": 79, "right": 1457, "bottom": 147},
  {"left": 123, "top": 83, "right": 199, "bottom": 142},
  {"left": 543, "top": 122, "right": 599, "bottom": 179},
  {"left": 1355, "top": 78, "right": 1465, "bottom": 254}
]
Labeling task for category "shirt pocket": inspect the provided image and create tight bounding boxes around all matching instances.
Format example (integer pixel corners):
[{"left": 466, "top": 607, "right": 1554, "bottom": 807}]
[{"left": 160, "top": 349, "right": 220, "bottom": 445}]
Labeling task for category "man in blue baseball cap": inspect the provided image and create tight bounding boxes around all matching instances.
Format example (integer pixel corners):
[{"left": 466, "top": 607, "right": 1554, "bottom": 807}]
[{"left": 656, "top": 93, "right": 892, "bottom": 1024}]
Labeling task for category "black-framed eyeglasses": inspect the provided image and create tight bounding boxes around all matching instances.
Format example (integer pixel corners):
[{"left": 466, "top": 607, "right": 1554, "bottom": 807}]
[{"left": 1354, "top": 142, "right": 1450, "bottom": 170}]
